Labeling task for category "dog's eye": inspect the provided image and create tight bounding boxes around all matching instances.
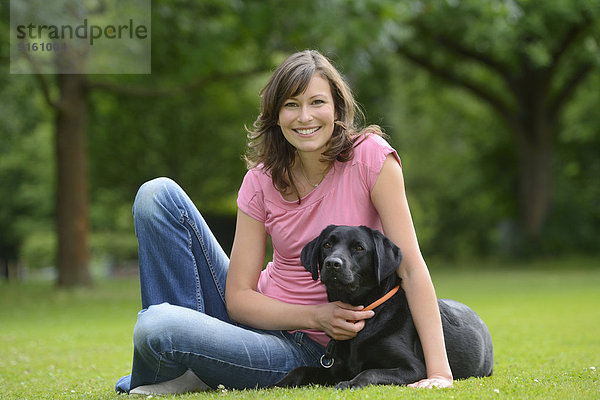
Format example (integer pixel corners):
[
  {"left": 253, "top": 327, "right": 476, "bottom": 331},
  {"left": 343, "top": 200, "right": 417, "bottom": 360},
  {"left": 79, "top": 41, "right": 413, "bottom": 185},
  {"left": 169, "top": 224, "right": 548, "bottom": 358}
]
[
  {"left": 354, "top": 244, "right": 364, "bottom": 251},
  {"left": 322, "top": 242, "right": 331, "bottom": 249}
]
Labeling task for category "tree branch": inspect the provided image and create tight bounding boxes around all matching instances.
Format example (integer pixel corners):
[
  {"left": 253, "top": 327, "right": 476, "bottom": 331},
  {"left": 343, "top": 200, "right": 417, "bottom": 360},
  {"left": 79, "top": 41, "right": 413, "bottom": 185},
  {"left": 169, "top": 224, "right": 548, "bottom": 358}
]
[
  {"left": 395, "top": 44, "right": 513, "bottom": 122},
  {"left": 87, "top": 67, "right": 267, "bottom": 97},
  {"left": 22, "top": 51, "right": 59, "bottom": 110},
  {"left": 545, "top": 13, "right": 593, "bottom": 83},
  {"left": 432, "top": 35, "right": 515, "bottom": 85},
  {"left": 548, "top": 62, "right": 594, "bottom": 117},
  {"left": 406, "top": 18, "right": 516, "bottom": 90},
  {"left": 33, "top": 73, "right": 59, "bottom": 110}
]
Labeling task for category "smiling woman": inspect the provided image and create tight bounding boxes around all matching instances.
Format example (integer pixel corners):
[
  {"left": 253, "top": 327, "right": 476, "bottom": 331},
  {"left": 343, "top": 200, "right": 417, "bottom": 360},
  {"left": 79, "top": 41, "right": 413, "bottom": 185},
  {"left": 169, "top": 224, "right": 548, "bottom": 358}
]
[
  {"left": 116, "top": 49, "right": 453, "bottom": 394},
  {"left": 277, "top": 75, "right": 336, "bottom": 155},
  {"left": 244, "top": 50, "right": 372, "bottom": 203},
  {"left": 277, "top": 75, "right": 337, "bottom": 193}
]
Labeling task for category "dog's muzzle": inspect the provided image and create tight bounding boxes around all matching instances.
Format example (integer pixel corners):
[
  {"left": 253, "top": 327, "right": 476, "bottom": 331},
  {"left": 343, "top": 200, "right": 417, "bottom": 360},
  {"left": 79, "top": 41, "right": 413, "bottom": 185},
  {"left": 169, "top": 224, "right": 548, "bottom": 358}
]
[{"left": 321, "top": 256, "right": 356, "bottom": 288}]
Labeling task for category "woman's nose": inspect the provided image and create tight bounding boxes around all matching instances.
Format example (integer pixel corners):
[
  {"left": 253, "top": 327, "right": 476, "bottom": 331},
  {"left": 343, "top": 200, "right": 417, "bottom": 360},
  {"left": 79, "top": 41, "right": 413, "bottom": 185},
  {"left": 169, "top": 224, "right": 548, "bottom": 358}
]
[{"left": 297, "top": 105, "right": 313, "bottom": 122}]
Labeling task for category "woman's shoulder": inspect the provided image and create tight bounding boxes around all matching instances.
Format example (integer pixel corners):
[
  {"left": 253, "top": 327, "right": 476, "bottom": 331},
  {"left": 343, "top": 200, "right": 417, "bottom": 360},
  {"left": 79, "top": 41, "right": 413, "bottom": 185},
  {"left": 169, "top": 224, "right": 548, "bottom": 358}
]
[
  {"left": 240, "top": 165, "right": 287, "bottom": 201},
  {"left": 243, "top": 164, "right": 271, "bottom": 180},
  {"left": 352, "top": 132, "right": 397, "bottom": 165},
  {"left": 240, "top": 165, "right": 270, "bottom": 192}
]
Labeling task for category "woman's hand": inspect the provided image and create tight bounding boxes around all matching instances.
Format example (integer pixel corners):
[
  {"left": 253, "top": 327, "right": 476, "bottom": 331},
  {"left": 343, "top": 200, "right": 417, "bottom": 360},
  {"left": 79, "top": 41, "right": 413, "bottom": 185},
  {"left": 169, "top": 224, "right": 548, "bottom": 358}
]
[
  {"left": 408, "top": 375, "right": 453, "bottom": 388},
  {"left": 314, "top": 302, "right": 374, "bottom": 340}
]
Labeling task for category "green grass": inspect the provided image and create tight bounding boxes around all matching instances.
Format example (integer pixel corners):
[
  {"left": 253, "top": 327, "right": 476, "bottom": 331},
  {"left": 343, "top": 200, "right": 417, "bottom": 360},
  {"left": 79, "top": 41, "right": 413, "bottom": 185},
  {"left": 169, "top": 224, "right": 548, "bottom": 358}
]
[{"left": 1, "top": 258, "right": 599, "bottom": 399}]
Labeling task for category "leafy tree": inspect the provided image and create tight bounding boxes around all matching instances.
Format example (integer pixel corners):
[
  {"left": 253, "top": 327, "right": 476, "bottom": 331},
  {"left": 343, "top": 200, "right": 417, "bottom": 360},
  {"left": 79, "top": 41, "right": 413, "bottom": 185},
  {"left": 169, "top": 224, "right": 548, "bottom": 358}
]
[
  {"left": 0, "top": 77, "right": 55, "bottom": 278},
  {"left": 3, "top": 0, "right": 276, "bottom": 286},
  {"left": 375, "top": 0, "right": 600, "bottom": 245},
  {"left": 2, "top": 0, "right": 599, "bottom": 284}
]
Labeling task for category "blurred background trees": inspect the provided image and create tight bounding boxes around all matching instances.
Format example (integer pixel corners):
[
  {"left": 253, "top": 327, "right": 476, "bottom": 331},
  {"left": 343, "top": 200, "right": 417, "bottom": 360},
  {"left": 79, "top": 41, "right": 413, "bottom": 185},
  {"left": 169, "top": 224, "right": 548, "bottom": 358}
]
[{"left": 1, "top": 0, "right": 598, "bottom": 286}]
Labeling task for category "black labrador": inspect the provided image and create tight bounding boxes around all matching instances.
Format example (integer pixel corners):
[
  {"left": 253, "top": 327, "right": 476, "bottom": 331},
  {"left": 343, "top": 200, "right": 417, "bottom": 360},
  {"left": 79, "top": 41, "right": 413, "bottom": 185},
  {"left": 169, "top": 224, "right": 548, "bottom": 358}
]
[{"left": 275, "top": 225, "right": 493, "bottom": 389}]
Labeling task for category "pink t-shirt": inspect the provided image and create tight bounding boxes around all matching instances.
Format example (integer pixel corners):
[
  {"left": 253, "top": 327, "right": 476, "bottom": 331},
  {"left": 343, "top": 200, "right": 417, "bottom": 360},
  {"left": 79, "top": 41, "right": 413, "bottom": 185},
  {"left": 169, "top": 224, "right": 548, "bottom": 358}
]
[{"left": 236, "top": 133, "right": 401, "bottom": 346}]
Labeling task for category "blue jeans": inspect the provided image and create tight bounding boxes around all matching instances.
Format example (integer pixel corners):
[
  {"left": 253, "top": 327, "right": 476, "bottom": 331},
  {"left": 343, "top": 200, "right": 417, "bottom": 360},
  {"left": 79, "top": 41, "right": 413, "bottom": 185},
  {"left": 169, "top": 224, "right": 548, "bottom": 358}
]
[{"left": 115, "top": 178, "right": 325, "bottom": 393}]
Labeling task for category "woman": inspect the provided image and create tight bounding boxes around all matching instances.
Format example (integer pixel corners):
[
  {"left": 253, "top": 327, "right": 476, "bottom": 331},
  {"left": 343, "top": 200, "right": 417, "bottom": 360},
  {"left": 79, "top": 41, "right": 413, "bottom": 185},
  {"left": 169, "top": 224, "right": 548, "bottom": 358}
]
[{"left": 115, "top": 50, "right": 452, "bottom": 394}]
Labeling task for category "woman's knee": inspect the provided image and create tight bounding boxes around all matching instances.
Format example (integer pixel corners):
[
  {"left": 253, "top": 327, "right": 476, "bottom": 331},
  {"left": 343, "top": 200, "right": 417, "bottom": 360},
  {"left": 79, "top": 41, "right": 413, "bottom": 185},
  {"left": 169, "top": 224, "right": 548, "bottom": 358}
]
[
  {"left": 133, "top": 303, "right": 179, "bottom": 352},
  {"left": 132, "top": 177, "right": 180, "bottom": 221},
  {"left": 133, "top": 303, "right": 225, "bottom": 357}
]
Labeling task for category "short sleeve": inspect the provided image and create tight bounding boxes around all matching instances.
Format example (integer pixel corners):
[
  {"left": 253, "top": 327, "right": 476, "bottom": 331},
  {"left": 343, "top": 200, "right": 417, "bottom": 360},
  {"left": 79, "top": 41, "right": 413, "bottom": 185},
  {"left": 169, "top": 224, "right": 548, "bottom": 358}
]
[
  {"left": 237, "top": 169, "right": 267, "bottom": 222},
  {"left": 353, "top": 133, "right": 401, "bottom": 191}
]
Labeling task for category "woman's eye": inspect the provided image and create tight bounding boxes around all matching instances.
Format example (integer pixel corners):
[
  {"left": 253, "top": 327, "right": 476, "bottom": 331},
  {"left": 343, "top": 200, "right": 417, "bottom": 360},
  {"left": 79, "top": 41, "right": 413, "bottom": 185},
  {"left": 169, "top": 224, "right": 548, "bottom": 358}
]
[
  {"left": 284, "top": 102, "right": 298, "bottom": 108},
  {"left": 312, "top": 99, "right": 325, "bottom": 105}
]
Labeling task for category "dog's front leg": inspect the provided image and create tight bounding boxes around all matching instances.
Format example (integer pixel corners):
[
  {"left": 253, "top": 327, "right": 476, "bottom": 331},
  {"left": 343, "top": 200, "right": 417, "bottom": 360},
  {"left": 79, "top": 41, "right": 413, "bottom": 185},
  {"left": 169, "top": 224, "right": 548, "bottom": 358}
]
[
  {"left": 273, "top": 366, "right": 336, "bottom": 388},
  {"left": 336, "top": 367, "right": 426, "bottom": 389}
]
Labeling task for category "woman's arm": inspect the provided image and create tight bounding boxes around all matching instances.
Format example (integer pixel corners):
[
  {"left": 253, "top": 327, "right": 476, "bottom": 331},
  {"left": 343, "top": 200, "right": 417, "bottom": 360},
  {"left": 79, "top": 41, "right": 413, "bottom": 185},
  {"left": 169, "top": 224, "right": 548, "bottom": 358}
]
[
  {"left": 225, "top": 209, "right": 373, "bottom": 340},
  {"left": 371, "top": 154, "right": 453, "bottom": 388}
]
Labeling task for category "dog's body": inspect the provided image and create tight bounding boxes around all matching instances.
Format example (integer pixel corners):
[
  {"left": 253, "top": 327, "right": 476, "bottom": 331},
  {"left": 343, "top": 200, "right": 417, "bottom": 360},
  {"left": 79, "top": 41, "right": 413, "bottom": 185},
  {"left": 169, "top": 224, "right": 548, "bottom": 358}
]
[{"left": 275, "top": 225, "right": 493, "bottom": 389}]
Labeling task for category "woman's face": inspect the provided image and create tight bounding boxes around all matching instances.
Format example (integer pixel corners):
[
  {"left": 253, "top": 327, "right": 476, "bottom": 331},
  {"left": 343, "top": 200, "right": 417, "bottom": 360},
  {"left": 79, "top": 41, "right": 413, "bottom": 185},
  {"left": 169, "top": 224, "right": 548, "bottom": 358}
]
[{"left": 278, "top": 74, "right": 336, "bottom": 157}]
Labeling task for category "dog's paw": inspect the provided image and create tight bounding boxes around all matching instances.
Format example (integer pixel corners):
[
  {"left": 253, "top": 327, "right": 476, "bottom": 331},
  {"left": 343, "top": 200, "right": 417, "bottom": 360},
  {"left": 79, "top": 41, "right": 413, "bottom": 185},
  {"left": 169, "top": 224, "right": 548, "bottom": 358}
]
[
  {"left": 272, "top": 370, "right": 302, "bottom": 388},
  {"left": 273, "top": 366, "right": 330, "bottom": 388},
  {"left": 335, "top": 380, "right": 367, "bottom": 390},
  {"left": 335, "top": 380, "right": 352, "bottom": 390}
]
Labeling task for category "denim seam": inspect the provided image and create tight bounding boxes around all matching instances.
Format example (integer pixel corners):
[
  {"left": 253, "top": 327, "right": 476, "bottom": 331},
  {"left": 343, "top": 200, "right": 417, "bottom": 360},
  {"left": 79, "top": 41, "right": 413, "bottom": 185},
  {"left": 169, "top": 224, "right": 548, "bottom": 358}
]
[
  {"left": 283, "top": 331, "right": 324, "bottom": 366},
  {"left": 178, "top": 210, "right": 204, "bottom": 312},
  {"left": 186, "top": 215, "right": 227, "bottom": 305},
  {"left": 170, "top": 349, "right": 291, "bottom": 375},
  {"left": 154, "top": 353, "right": 165, "bottom": 383},
  {"left": 164, "top": 181, "right": 226, "bottom": 312},
  {"left": 295, "top": 332, "right": 324, "bottom": 365},
  {"left": 304, "top": 342, "right": 325, "bottom": 365}
]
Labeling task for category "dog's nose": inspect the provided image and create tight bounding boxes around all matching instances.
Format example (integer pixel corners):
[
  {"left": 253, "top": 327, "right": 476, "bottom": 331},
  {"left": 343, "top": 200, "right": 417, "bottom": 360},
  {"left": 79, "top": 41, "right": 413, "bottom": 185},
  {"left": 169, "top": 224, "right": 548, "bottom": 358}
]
[{"left": 324, "top": 257, "right": 343, "bottom": 270}]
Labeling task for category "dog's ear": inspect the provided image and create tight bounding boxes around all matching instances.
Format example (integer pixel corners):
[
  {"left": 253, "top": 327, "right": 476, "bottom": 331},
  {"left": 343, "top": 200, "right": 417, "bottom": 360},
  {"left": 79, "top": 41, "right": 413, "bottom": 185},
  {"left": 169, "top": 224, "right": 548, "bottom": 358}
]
[
  {"left": 301, "top": 225, "right": 336, "bottom": 281},
  {"left": 368, "top": 227, "right": 403, "bottom": 284}
]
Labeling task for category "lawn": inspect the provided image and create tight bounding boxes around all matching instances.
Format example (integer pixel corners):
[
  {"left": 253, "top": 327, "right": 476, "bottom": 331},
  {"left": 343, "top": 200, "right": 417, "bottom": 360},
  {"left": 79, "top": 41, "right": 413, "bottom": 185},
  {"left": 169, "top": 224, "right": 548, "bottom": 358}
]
[{"left": 1, "top": 258, "right": 598, "bottom": 399}]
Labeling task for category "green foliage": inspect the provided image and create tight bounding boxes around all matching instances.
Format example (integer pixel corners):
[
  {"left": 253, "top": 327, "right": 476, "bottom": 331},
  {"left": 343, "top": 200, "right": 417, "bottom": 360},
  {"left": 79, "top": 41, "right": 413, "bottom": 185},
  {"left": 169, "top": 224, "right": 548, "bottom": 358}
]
[
  {"left": 1, "top": 261, "right": 599, "bottom": 399},
  {"left": 0, "top": 76, "right": 55, "bottom": 262},
  {"left": 20, "top": 231, "right": 138, "bottom": 270},
  {"left": 351, "top": 54, "right": 519, "bottom": 258},
  {"left": 1, "top": 0, "right": 599, "bottom": 268},
  {"left": 19, "top": 231, "right": 56, "bottom": 270},
  {"left": 86, "top": 0, "right": 274, "bottom": 216},
  {"left": 545, "top": 69, "right": 600, "bottom": 254},
  {"left": 363, "top": 0, "right": 600, "bottom": 257}
]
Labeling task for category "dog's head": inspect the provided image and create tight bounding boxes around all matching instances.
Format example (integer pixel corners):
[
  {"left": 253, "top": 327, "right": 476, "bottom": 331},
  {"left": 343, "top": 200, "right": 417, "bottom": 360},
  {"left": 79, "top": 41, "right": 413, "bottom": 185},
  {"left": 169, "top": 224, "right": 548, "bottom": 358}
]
[{"left": 300, "top": 225, "right": 402, "bottom": 304}]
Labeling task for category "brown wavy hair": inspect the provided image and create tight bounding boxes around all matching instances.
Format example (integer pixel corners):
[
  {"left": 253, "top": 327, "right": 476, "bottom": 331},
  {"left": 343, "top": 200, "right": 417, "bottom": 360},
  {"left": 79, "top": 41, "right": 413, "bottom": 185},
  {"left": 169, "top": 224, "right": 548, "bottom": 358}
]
[{"left": 244, "top": 50, "right": 382, "bottom": 201}]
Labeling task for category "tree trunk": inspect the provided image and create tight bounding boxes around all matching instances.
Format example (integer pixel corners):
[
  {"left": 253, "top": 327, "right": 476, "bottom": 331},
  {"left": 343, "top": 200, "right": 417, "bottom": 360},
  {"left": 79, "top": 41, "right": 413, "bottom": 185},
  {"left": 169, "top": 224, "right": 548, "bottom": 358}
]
[
  {"left": 512, "top": 115, "right": 555, "bottom": 245},
  {"left": 55, "top": 74, "right": 92, "bottom": 287}
]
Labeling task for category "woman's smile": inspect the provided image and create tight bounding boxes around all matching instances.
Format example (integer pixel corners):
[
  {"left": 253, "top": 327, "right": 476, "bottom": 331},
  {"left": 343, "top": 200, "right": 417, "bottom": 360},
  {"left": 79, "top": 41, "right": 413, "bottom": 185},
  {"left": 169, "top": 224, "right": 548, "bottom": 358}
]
[{"left": 294, "top": 126, "right": 321, "bottom": 136}]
